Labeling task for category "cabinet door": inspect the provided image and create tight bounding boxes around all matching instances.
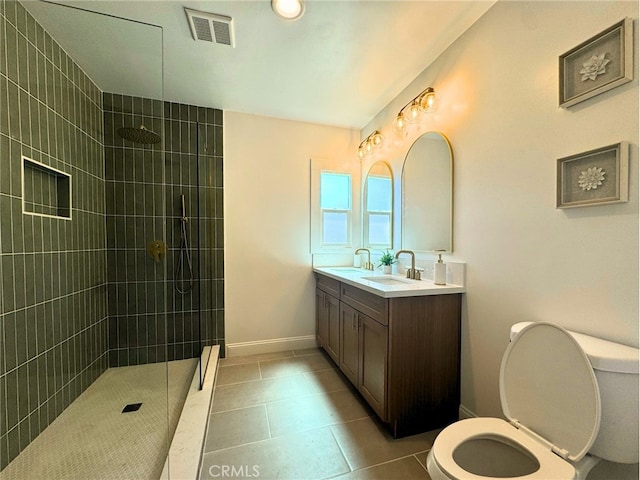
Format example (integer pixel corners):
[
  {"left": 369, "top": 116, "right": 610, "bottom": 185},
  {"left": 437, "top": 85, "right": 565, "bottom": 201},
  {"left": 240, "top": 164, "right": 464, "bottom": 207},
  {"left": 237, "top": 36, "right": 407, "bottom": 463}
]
[
  {"left": 339, "top": 303, "right": 359, "bottom": 385},
  {"left": 316, "top": 289, "right": 329, "bottom": 349},
  {"left": 359, "top": 314, "right": 388, "bottom": 420},
  {"left": 326, "top": 294, "right": 340, "bottom": 363}
]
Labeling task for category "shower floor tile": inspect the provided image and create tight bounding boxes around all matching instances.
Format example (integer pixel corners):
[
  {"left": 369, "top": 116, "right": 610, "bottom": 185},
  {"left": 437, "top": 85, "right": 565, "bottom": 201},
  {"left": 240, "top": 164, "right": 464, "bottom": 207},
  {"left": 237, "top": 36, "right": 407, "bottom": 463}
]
[{"left": 2, "top": 359, "right": 196, "bottom": 480}]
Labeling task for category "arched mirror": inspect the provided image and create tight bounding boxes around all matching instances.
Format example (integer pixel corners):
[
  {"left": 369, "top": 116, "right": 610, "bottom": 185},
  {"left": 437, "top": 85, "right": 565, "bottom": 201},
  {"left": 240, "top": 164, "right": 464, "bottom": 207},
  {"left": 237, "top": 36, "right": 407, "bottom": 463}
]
[
  {"left": 364, "top": 161, "right": 393, "bottom": 249},
  {"left": 402, "top": 132, "right": 453, "bottom": 252}
]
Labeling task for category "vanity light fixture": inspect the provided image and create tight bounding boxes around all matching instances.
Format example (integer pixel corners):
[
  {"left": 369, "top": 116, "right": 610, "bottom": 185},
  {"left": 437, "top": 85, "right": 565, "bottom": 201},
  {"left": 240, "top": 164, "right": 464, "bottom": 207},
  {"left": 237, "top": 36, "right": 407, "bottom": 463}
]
[
  {"left": 357, "top": 130, "right": 384, "bottom": 159},
  {"left": 393, "top": 87, "right": 439, "bottom": 133},
  {"left": 271, "top": 0, "right": 305, "bottom": 20}
]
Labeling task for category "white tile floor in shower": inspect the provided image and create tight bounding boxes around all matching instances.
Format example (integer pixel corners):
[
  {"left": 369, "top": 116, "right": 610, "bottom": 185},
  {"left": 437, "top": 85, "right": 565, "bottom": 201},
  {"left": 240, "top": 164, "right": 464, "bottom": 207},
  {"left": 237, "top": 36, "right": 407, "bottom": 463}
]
[{"left": 1, "top": 359, "right": 196, "bottom": 480}]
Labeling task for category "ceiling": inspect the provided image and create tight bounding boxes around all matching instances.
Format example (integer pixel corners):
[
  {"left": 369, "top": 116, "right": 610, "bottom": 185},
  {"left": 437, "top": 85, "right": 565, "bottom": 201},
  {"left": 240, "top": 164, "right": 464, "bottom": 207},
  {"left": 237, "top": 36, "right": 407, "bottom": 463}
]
[{"left": 23, "top": 0, "right": 495, "bottom": 129}]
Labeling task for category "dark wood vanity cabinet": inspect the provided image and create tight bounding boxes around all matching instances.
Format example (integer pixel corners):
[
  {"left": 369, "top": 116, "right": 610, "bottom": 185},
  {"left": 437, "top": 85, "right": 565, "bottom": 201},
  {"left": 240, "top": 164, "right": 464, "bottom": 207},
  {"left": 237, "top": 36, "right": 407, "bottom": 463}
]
[
  {"left": 338, "top": 301, "right": 388, "bottom": 421},
  {"left": 357, "top": 311, "right": 388, "bottom": 420},
  {"left": 315, "top": 276, "right": 340, "bottom": 363},
  {"left": 338, "top": 303, "right": 359, "bottom": 385},
  {"left": 315, "top": 273, "right": 462, "bottom": 438}
]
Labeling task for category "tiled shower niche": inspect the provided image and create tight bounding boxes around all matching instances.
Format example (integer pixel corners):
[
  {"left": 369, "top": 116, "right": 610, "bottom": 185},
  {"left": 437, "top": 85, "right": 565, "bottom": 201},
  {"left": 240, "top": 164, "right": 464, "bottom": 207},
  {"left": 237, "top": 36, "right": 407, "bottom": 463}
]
[
  {"left": 103, "top": 93, "right": 225, "bottom": 367},
  {"left": 22, "top": 156, "right": 72, "bottom": 218},
  {"left": 1, "top": 0, "right": 108, "bottom": 469}
]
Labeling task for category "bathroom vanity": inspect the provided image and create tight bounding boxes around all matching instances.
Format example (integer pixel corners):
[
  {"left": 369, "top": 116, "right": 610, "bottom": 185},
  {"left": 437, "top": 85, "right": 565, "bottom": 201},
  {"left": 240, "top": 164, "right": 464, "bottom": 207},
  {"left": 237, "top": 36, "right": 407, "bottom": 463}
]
[{"left": 314, "top": 267, "right": 464, "bottom": 438}]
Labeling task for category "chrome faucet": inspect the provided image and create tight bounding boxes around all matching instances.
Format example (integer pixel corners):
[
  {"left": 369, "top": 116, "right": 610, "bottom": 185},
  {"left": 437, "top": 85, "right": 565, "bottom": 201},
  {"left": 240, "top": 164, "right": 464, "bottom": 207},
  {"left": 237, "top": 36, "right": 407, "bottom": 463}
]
[
  {"left": 355, "top": 248, "right": 374, "bottom": 270},
  {"left": 395, "top": 250, "right": 421, "bottom": 280}
]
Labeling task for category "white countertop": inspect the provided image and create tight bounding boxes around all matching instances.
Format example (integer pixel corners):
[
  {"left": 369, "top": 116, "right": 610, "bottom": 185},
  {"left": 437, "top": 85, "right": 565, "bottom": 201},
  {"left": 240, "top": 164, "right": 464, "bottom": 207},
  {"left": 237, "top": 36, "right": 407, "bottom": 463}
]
[{"left": 313, "top": 266, "right": 466, "bottom": 298}]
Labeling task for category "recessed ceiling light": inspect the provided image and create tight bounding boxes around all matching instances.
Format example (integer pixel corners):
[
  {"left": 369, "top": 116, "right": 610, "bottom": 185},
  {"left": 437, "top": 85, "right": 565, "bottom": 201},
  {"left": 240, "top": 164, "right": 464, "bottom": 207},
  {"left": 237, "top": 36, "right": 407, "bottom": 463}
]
[{"left": 271, "top": 0, "right": 305, "bottom": 21}]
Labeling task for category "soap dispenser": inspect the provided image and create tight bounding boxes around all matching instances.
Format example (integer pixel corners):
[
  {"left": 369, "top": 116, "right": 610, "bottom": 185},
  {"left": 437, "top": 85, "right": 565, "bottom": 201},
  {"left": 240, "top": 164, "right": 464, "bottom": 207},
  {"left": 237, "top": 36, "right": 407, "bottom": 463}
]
[{"left": 434, "top": 252, "right": 446, "bottom": 285}]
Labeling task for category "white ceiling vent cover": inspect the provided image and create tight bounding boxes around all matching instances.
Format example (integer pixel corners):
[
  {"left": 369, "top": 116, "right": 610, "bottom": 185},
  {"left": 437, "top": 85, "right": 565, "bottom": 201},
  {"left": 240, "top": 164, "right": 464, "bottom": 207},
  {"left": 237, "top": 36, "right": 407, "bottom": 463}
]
[{"left": 185, "top": 8, "right": 235, "bottom": 47}]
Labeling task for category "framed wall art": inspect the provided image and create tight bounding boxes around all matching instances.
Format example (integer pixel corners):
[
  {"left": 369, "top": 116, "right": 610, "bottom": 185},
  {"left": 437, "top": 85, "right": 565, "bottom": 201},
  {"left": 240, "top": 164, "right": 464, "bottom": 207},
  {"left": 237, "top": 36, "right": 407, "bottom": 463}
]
[
  {"left": 559, "top": 18, "right": 633, "bottom": 108},
  {"left": 556, "top": 142, "right": 628, "bottom": 208}
]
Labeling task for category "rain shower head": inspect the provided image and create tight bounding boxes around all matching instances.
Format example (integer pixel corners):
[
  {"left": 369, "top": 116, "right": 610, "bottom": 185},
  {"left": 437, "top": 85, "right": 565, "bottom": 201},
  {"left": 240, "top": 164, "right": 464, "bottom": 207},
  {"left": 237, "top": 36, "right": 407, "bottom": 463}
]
[{"left": 117, "top": 125, "right": 161, "bottom": 145}]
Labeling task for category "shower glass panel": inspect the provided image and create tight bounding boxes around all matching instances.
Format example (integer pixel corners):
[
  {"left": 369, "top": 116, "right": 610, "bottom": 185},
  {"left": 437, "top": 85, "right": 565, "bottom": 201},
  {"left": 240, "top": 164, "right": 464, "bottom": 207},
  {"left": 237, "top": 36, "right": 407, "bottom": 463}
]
[
  {"left": 0, "top": 1, "right": 186, "bottom": 478},
  {"left": 195, "top": 120, "right": 224, "bottom": 384},
  {"left": 165, "top": 117, "right": 220, "bottom": 388}
]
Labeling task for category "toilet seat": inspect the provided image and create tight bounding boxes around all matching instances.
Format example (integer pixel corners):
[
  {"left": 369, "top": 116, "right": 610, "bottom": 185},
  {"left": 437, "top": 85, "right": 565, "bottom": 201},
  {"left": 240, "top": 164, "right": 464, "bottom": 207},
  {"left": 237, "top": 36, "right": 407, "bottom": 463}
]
[
  {"left": 428, "top": 323, "right": 602, "bottom": 480},
  {"left": 430, "top": 417, "right": 576, "bottom": 480},
  {"left": 500, "top": 322, "right": 601, "bottom": 461}
]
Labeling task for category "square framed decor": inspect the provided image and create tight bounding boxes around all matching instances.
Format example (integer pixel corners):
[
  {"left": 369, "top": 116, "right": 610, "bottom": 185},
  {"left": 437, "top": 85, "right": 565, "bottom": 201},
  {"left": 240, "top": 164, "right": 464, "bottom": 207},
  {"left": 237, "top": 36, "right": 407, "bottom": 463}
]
[
  {"left": 559, "top": 18, "right": 633, "bottom": 108},
  {"left": 556, "top": 142, "right": 628, "bottom": 209}
]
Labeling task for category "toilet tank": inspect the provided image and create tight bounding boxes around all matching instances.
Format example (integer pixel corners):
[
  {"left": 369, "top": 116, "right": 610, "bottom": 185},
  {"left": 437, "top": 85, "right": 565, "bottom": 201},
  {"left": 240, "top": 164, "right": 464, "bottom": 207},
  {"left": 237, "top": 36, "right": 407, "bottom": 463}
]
[{"left": 510, "top": 322, "right": 639, "bottom": 464}]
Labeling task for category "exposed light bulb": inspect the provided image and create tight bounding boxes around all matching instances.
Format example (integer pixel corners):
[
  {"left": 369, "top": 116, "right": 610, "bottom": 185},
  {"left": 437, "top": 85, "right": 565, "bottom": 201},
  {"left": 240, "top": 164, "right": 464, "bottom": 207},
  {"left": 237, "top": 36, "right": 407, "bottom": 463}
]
[
  {"left": 406, "top": 101, "right": 422, "bottom": 123},
  {"left": 271, "top": 0, "right": 305, "bottom": 20},
  {"left": 421, "top": 93, "right": 437, "bottom": 114},
  {"left": 419, "top": 88, "right": 439, "bottom": 113},
  {"left": 365, "top": 139, "right": 373, "bottom": 153},
  {"left": 391, "top": 87, "right": 438, "bottom": 136},
  {"left": 357, "top": 131, "right": 383, "bottom": 158},
  {"left": 425, "top": 94, "right": 435, "bottom": 108},
  {"left": 394, "top": 113, "right": 406, "bottom": 132}
]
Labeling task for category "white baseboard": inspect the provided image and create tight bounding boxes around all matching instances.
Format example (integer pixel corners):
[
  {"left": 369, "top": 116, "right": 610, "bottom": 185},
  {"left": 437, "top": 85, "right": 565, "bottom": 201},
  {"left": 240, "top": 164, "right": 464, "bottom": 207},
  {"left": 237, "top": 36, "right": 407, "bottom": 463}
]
[
  {"left": 226, "top": 335, "right": 318, "bottom": 357},
  {"left": 459, "top": 405, "right": 477, "bottom": 420}
]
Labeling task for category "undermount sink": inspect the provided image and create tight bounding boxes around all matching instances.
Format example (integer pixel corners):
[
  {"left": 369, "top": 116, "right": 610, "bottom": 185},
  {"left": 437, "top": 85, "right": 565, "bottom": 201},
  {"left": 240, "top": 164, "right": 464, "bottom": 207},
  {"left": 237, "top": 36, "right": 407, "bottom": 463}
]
[{"left": 361, "top": 276, "right": 414, "bottom": 286}]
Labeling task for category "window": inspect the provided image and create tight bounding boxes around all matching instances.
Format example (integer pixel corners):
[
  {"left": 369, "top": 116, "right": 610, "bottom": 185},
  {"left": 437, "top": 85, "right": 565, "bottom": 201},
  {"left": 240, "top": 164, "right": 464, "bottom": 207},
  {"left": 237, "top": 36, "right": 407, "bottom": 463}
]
[
  {"left": 320, "top": 172, "right": 351, "bottom": 246},
  {"left": 363, "top": 162, "right": 392, "bottom": 248},
  {"left": 310, "top": 158, "right": 360, "bottom": 253}
]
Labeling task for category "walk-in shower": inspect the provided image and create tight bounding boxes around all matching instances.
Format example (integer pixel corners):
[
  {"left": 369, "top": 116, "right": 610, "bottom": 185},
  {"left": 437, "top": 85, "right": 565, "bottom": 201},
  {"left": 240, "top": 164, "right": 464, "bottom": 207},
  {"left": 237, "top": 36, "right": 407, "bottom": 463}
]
[{"left": 0, "top": 1, "right": 224, "bottom": 478}]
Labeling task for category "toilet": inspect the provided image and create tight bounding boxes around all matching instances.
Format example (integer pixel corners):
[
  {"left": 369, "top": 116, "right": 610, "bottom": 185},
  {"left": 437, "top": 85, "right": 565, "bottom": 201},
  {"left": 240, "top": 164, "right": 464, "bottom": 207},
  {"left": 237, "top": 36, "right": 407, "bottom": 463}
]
[{"left": 427, "top": 321, "right": 639, "bottom": 480}]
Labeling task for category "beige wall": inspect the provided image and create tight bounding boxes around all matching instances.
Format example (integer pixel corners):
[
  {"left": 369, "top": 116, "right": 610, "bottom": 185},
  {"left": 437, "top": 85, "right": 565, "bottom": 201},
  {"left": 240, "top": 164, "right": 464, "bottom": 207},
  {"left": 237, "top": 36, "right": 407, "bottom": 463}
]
[
  {"left": 224, "top": 3, "right": 638, "bottom": 464},
  {"left": 224, "top": 112, "right": 358, "bottom": 349},
  {"left": 360, "top": 0, "right": 638, "bottom": 422}
]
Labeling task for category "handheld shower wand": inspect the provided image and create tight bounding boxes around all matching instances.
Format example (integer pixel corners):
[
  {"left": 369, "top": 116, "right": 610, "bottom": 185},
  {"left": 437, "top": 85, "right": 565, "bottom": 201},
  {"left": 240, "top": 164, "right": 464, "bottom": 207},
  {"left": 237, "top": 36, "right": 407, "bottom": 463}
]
[{"left": 175, "top": 194, "right": 194, "bottom": 294}]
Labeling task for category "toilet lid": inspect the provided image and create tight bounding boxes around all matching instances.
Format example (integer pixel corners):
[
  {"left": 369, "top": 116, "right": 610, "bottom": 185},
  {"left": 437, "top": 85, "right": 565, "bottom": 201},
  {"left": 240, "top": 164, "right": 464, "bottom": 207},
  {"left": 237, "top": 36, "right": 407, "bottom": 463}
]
[{"left": 500, "top": 322, "right": 601, "bottom": 462}]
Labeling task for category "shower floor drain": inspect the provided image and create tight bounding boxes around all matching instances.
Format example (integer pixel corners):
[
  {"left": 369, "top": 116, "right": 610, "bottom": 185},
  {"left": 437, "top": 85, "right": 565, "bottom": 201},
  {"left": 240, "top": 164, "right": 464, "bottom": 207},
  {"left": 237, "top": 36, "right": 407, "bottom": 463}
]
[{"left": 122, "top": 403, "right": 142, "bottom": 413}]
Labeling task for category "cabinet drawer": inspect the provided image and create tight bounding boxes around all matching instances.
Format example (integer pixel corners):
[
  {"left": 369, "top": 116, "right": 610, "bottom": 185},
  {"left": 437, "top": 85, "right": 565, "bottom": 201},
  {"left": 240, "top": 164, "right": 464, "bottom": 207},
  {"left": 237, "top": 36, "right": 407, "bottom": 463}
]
[
  {"left": 341, "top": 283, "right": 388, "bottom": 325},
  {"left": 315, "top": 274, "right": 340, "bottom": 298}
]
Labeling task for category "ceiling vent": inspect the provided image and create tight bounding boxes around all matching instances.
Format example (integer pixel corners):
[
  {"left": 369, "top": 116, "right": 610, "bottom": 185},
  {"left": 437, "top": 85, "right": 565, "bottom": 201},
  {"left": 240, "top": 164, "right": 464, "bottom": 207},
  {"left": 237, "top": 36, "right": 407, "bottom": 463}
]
[{"left": 185, "top": 8, "right": 235, "bottom": 47}]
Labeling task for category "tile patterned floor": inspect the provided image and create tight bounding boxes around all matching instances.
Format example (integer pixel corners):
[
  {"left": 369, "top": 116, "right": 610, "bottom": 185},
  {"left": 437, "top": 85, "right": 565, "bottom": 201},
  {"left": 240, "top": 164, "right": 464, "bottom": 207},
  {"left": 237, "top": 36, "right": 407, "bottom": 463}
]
[
  {"left": 2, "top": 359, "right": 197, "bottom": 480},
  {"left": 200, "top": 348, "right": 436, "bottom": 480}
]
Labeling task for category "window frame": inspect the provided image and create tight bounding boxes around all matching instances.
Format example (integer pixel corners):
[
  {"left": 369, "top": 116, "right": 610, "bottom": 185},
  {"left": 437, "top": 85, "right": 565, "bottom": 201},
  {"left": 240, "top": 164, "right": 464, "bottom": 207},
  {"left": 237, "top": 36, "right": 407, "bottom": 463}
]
[
  {"left": 310, "top": 158, "right": 361, "bottom": 253},
  {"left": 363, "top": 162, "right": 393, "bottom": 250}
]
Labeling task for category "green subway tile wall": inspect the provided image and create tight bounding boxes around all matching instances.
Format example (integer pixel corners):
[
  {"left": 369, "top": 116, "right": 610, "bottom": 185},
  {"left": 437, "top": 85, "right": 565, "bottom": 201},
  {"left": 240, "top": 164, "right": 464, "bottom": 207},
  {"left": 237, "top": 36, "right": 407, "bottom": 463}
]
[
  {"left": 103, "top": 94, "right": 225, "bottom": 367},
  {"left": 0, "top": 0, "right": 108, "bottom": 469},
  {"left": 0, "top": 0, "right": 225, "bottom": 469}
]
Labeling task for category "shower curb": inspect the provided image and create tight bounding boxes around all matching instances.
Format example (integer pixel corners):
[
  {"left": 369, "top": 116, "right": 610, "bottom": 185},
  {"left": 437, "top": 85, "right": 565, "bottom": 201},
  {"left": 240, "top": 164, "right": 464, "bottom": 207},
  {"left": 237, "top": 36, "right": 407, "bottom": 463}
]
[{"left": 161, "top": 345, "right": 220, "bottom": 480}]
